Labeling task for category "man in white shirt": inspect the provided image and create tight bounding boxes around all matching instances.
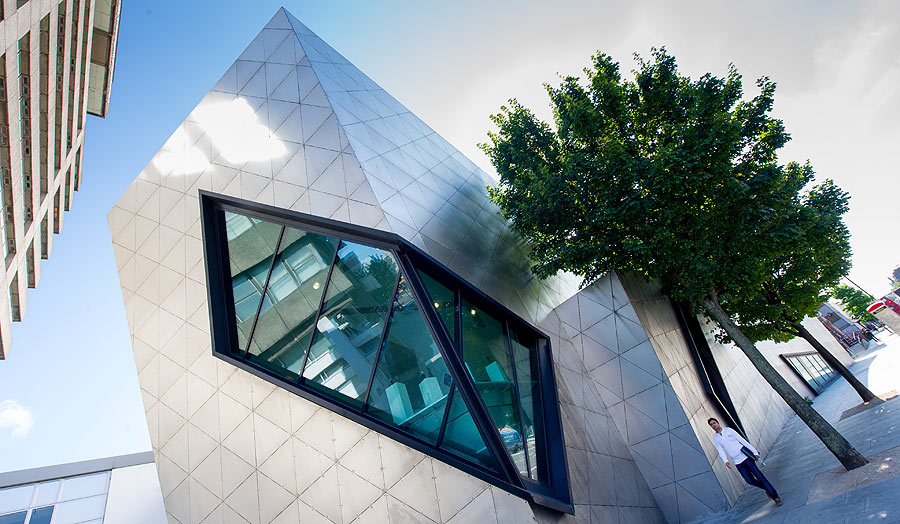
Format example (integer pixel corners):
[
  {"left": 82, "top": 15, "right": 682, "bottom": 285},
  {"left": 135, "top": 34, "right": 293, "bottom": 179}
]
[{"left": 708, "top": 417, "right": 782, "bottom": 506}]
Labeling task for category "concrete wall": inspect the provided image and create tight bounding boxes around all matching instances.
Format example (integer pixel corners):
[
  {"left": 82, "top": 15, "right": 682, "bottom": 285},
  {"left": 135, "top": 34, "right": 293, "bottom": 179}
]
[
  {"left": 551, "top": 273, "right": 727, "bottom": 523},
  {"left": 619, "top": 274, "right": 792, "bottom": 506}
]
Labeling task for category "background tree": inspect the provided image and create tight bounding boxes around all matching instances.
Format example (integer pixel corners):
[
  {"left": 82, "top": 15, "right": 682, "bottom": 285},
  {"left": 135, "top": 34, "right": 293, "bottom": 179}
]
[
  {"left": 365, "top": 254, "right": 400, "bottom": 305},
  {"left": 832, "top": 284, "right": 877, "bottom": 323},
  {"left": 482, "top": 49, "right": 867, "bottom": 470},
  {"left": 717, "top": 178, "right": 877, "bottom": 402}
]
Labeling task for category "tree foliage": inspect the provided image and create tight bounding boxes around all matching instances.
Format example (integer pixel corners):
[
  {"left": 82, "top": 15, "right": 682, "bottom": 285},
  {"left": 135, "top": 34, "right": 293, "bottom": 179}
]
[
  {"left": 832, "top": 284, "right": 877, "bottom": 323},
  {"left": 718, "top": 178, "right": 852, "bottom": 344},
  {"left": 484, "top": 48, "right": 802, "bottom": 307},
  {"left": 482, "top": 48, "right": 867, "bottom": 470}
]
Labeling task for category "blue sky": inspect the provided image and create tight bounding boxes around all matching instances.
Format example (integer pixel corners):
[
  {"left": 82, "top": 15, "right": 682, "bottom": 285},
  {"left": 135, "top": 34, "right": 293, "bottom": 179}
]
[{"left": 1, "top": 0, "right": 898, "bottom": 472}]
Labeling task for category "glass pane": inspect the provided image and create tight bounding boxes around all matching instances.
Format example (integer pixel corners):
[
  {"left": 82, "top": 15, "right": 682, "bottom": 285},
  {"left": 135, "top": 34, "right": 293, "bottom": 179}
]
[
  {"left": 790, "top": 357, "right": 819, "bottom": 392},
  {"left": 806, "top": 356, "right": 827, "bottom": 387},
  {"left": 0, "top": 485, "right": 32, "bottom": 514},
  {"left": 246, "top": 226, "right": 339, "bottom": 380},
  {"left": 29, "top": 507, "right": 54, "bottom": 524},
  {"left": 511, "top": 328, "right": 547, "bottom": 483},
  {"left": 418, "top": 269, "right": 456, "bottom": 342},
  {"left": 367, "top": 278, "right": 452, "bottom": 443},
  {"left": 0, "top": 512, "right": 26, "bottom": 524},
  {"left": 461, "top": 299, "right": 527, "bottom": 474},
  {"left": 224, "top": 211, "right": 283, "bottom": 351},
  {"left": 302, "top": 241, "right": 399, "bottom": 408},
  {"left": 60, "top": 472, "right": 108, "bottom": 500},
  {"left": 440, "top": 387, "right": 498, "bottom": 469},
  {"left": 34, "top": 481, "right": 60, "bottom": 506},
  {"left": 797, "top": 357, "right": 814, "bottom": 380}
]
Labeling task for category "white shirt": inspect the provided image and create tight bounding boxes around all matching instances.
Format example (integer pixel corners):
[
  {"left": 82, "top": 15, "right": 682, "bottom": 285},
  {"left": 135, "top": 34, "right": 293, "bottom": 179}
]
[{"left": 713, "top": 427, "right": 758, "bottom": 465}]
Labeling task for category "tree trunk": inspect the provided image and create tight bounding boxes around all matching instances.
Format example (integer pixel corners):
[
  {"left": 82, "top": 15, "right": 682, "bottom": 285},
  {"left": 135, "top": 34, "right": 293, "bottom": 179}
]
[
  {"left": 702, "top": 294, "right": 868, "bottom": 471},
  {"left": 789, "top": 320, "right": 879, "bottom": 403}
]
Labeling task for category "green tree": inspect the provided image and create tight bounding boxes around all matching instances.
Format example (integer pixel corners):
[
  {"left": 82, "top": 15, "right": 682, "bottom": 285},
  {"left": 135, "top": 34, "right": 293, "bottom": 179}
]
[
  {"left": 717, "top": 180, "right": 877, "bottom": 402},
  {"left": 832, "top": 284, "right": 877, "bottom": 323},
  {"left": 365, "top": 255, "right": 400, "bottom": 305},
  {"left": 482, "top": 49, "right": 867, "bottom": 470}
]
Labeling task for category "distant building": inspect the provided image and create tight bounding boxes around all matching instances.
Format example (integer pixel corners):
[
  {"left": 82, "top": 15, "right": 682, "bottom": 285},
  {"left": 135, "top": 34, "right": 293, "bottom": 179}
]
[
  {"left": 0, "top": 451, "right": 166, "bottom": 523},
  {"left": 869, "top": 292, "right": 900, "bottom": 334},
  {"left": 818, "top": 302, "right": 860, "bottom": 337},
  {"left": 0, "top": 0, "right": 122, "bottom": 358}
]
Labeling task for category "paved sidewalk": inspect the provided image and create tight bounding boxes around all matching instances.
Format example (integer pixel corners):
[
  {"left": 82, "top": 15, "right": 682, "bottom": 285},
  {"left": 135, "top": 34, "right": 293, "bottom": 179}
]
[{"left": 696, "top": 330, "right": 900, "bottom": 524}]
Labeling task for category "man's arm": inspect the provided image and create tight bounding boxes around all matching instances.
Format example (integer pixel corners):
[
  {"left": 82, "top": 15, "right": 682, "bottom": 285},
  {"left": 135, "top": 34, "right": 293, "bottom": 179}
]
[
  {"left": 713, "top": 436, "right": 732, "bottom": 468},
  {"left": 728, "top": 428, "right": 759, "bottom": 457}
]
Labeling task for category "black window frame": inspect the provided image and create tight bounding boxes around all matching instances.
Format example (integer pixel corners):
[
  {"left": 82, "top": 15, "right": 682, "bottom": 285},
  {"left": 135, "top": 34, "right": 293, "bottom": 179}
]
[
  {"left": 781, "top": 351, "right": 837, "bottom": 395},
  {"left": 199, "top": 190, "right": 573, "bottom": 513}
]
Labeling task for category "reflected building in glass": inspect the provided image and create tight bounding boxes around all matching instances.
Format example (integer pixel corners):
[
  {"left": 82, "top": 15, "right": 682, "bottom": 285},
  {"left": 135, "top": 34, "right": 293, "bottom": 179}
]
[
  {"left": 0, "top": 0, "right": 122, "bottom": 358},
  {"left": 110, "top": 8, "right": 803, "bottom": 524}
]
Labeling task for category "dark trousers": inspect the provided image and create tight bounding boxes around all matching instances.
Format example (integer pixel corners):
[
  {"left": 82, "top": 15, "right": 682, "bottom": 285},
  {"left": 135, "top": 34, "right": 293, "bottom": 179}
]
[{"left": 736, "top": 458, "right": 778, "bottom": 499}]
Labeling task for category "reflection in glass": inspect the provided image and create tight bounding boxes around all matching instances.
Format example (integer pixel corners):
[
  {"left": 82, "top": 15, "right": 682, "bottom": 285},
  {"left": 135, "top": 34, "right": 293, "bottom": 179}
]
[
  {"left": 367, "top": 279, "right": 451, "bottom": 443},
  {"left": 224, "top": 212, "right": 282, "bottom": 351},
  {"left": 440, "top": 387, "right": 497, "bottom": 469},
  {"left": 302, "top": 241, "right": 399, "bottom": 408},
  {"left": 0, "top": 512, "right": 27, "bottom": 524},
  {"left": 461, "top": 299, "right": 527, "bottom": 476},
  {"left": 419, "top": 269, "right": 456, "bottom": 342},
  {"left": 511, "top": 328, "right": 546, "bottom": 483},
  {"left": 208, "top": 196, "right": 570, "bottom": 506},
  {"left": 28, "top": 507, "right": 54, "bottom": 524},
  {"left": 246, "top": 226, "right": 339, "bottom": 380}
]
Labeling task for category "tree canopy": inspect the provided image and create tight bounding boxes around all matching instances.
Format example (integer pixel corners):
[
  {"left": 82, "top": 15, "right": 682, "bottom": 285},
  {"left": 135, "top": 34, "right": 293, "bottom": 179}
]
[
  {"left": 484, "top": 49, "right": 803, "bottom": 308},
  {"left": 482, "top": 48, "right": 867, "bottom": 470},
  {"left": 718, "top": 178, "right": 852, "bottom": 344}
]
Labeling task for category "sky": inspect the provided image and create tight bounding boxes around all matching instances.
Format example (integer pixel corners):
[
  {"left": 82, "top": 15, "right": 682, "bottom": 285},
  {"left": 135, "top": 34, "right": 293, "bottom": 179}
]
[{"left": 0, "top": 0, "right": 898, "bottom": 472}]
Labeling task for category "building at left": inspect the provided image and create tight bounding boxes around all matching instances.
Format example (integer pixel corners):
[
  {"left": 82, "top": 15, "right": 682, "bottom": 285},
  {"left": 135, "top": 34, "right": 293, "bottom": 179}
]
[
  {"left": 0, "top": 451, "right": 166, "bottom": 523},
  {"left": 0, "top": 0, "right": 121, "bottom": 358}
]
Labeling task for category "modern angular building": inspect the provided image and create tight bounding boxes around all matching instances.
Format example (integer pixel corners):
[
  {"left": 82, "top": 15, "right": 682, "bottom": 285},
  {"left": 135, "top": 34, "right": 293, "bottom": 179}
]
[
  {"left": 110, "top": 9, "right": 810, "bottom": 523},
  {"left": 0, "top": 0, "right": 121, "bottom": 357}
]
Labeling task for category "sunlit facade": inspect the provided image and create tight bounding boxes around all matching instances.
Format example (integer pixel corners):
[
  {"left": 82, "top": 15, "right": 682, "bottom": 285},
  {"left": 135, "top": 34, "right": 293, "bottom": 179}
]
[
  {"left": 0, "top": 0, "right": 122, "bottom": 358},
  {"left": 110, "top": 8, "right": 802, "bottom": 524}
]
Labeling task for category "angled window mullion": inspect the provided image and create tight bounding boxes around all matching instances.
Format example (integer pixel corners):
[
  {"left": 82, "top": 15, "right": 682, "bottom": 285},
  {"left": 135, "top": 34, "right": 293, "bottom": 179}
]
[
  {"left": 242, "top": 225, "right": 286, "bottom": 357},
  {"left": 505, "top": 320, "right": 532, "bottom": 480},
  {"left": 435, "top": 283, "right": 460, "bottom": 447},
  {"left": 296, "top": 236, "right": 344, "bottom": 382},
  {"left": 435, "top": 382, "right": 455, "bottom": 446},
  {"left": 361, "top": 260, "right": 404, "bottom": 412},
  {"left": 399, "top": 253, "right": 525, "bottom": 488},
  {"left": 454, "top": 282, "right": 462, "bottom": 354},
  {"left": 535, "top": 337, "right": 571, "bottom": 504},
  {"left": 204, "top": 204, "right": 242, "bottom": 357}
]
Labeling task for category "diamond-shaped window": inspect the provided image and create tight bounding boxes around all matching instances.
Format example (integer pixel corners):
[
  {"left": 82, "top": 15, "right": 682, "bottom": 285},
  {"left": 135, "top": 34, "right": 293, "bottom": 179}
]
[{"left": 202, "top": 191, "right": 572, "bottom": 513}]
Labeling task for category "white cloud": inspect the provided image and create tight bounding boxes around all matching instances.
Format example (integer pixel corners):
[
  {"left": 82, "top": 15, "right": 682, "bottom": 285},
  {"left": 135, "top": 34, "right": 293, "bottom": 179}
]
[{"left": 0, "top": 400, "right": 34, "bottom": 438}]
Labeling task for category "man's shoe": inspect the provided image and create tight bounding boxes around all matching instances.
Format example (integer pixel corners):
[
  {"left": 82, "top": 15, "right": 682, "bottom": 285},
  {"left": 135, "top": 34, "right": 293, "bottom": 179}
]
[{"left": 773, "top": 497, "right": 783, "bottom": 506}]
